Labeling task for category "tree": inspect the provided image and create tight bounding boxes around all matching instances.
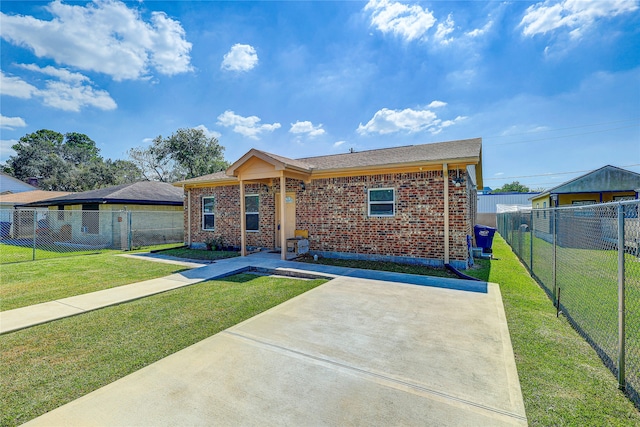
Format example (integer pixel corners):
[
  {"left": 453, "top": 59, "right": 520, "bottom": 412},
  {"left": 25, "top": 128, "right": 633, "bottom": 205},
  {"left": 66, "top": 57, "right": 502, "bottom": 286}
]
[
  {"left": 128, "top": 128, "right": 229, "bottom": 181},
  {"left": 164, "top": 128, "right": 228, "bottom": 179},
  {"left": 128, "top": 137, "right": 176, "bottom": 182},
  {"left": 492, "top": 181, "right": 531, "bottom": 193},
  {"left": 3, "top": 129, "right": 144, "bottom": 191}
]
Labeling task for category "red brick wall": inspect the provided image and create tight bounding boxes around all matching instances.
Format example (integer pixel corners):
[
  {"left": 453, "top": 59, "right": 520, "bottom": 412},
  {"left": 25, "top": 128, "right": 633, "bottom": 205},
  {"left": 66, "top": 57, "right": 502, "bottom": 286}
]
[
  {"left": 186, "top": 183, "right": 275, "bottom": 249},
  {"left": 184, "top": 170, "right": 473, "bottom": 263}
]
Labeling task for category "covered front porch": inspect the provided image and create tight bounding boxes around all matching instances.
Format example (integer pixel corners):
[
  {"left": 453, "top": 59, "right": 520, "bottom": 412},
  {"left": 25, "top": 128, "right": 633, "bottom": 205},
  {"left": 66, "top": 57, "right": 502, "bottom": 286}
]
[{"left": 226, "top": 149, "right": 311, "bottom": 260}]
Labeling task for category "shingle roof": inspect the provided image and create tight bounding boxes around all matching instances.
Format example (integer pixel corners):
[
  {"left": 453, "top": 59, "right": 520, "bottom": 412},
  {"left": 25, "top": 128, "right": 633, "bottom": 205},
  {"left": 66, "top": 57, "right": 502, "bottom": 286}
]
[
  {"left": 19, "top": 181, "right": 184, "bottom": 207},
  {"left": 179, "top": 138, "right": 481, "bottom": 185},
  {"left": 297, "top": 138, "right": 481, "bottom": 170},
  {"left": 0, "top": 190, "right": 72, "bottom": 205}
]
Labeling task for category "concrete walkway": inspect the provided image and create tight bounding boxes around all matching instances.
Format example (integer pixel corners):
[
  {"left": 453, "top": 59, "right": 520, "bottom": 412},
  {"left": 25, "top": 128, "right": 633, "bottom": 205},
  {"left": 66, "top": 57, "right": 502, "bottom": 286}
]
[
  {"left": 5, "top": 251, "right": 527, "bottom": 425},
  {"left": 1, "top": 251, "right": 485, "bottom": 334}
]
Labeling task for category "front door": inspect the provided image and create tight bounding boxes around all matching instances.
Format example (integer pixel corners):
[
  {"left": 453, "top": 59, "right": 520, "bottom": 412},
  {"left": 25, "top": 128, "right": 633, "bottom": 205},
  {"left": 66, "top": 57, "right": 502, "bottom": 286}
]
[{"left": 275, "top": 192, "right": 296, "bottom": 248}]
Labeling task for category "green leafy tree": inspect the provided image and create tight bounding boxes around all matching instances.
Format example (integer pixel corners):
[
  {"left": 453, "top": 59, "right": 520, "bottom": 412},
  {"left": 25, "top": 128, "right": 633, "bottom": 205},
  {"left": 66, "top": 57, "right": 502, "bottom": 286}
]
[
  {"left": 128, "top": 128, "right": 229, "bottom": 181},
  {"left": 3, "top": 129, "right": 143, "bottom": 191},
  {"left": 492, "top": 181, "right": 531, "bottom": 193}
]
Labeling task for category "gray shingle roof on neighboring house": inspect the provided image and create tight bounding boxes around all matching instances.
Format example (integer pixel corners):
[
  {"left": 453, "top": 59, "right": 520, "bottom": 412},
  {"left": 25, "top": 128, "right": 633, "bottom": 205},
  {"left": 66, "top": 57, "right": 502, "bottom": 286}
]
[
  {"left": 178, "top": 138, "right": 482, "bottom": 185},
  {"left": 19, "top": 181, "right": 184, "bottom": 207}
]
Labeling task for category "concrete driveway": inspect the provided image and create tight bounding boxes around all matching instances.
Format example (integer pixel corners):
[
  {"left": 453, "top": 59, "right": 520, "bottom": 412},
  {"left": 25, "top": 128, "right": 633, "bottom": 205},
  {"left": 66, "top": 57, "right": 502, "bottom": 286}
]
[{"left": 24, "top": 275, "right": 527, "bottom": 426}]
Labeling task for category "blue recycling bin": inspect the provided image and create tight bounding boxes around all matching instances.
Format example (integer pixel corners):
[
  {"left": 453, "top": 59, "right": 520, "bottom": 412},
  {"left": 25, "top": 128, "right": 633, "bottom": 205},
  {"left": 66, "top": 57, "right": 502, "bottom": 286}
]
[{"left": 474, "top": 225, "right": 496, "bottom": 253}]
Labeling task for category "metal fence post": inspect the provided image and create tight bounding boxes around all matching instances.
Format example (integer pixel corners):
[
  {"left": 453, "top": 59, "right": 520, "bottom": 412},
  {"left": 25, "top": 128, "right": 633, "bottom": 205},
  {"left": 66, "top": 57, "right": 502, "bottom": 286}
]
[
  {"left": 617, "top": 203, "right": 626, "bottom": 391},
  {"left": 530, "top": 210, "right": 534, "bottom": 272},
  {"left": 32, "top": 209, "right": 37, "bottom": 261},
  {"left": 127, "top": 211, "right": 133, "bottom": 251},
  {"left": 552, "top": 208, "right": 557, "bottom": 305}
]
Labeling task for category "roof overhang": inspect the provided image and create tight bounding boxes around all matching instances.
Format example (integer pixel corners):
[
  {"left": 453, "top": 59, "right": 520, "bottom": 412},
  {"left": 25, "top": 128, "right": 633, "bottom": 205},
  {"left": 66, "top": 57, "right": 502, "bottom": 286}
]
[{"left": 226, "top": 149, "right": 312, "bottom": 182}]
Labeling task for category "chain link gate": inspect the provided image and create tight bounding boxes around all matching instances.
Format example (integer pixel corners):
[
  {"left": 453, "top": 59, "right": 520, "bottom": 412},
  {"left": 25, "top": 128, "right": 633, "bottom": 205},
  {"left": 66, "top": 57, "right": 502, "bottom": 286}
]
[{"left": 497, "top": 200, "right": 640, "bottom": 408}]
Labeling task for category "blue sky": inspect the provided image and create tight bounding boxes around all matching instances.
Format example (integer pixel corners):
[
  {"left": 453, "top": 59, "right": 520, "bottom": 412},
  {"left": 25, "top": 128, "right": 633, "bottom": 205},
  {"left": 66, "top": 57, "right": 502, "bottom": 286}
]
[{"left": 1, "top": 0, "right": 639, "bottom": 191}]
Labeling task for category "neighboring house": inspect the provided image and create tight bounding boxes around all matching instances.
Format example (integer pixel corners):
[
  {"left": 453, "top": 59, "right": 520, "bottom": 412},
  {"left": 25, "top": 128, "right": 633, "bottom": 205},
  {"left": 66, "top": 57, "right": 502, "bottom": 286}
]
[
  {"left": 0, "top": 172, "right": 37, "bottom": 194},
  {"left": 18, "top": 181, "right": 184, "bottom": 248},
  {"left": 529, "top": 165, "right": 640, "bottom": 248},
  {"left": 176, "top": 138, "right": 483, "bottom": 269},
  {"left": 0, "top": 190, "right": 72, "bottom": 238},
  {"left": 477, "top": 192, "right": 539, "bottom": 227},
  {"left": 531, "top": 165, "right": 640, "bottom": 209}
]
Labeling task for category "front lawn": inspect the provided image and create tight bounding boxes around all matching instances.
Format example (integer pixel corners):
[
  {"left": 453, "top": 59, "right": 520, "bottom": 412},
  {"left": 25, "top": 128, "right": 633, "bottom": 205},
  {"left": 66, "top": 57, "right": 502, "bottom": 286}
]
[
  {"left": 296, "top": 254, "right": 464, "bottom": 279},
  {"left": 0, "top": 242, "right": 182, "bottom": 264},
  {"left": 157, "top": 247, "right": 240, "bottom": 261},
  {"left": 0, "top": 273, "right": 327, "bottom": 426},
  {"left": 0, "top": 253, "right": 188, "bottom": 311}
]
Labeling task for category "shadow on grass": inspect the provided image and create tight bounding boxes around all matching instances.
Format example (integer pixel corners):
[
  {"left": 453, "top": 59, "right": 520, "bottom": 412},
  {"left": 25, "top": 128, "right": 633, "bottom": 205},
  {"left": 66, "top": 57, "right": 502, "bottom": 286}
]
[{"left": 465, "top": 257, "right": 492, "bottom": 282}]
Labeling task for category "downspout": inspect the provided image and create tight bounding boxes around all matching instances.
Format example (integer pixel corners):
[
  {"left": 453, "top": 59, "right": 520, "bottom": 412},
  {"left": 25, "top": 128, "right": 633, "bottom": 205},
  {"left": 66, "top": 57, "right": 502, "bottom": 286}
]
[
  {"left": 280, "top": 174, "right": 286, "bottom": 261},
  {"left": 443, "top": 163, "right": 450, "bottom": 265}
]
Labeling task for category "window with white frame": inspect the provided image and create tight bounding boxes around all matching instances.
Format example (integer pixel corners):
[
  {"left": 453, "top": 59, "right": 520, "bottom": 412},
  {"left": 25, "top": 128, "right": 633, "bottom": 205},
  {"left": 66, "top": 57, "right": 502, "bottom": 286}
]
[
  {"left": 368, "top": 188, "right": 395, "bottom": 217},
  {"left": 202, "top": 197, "right": 215, "bottom": 230},
  {"left": 245, "top": 194, "right": 259, "bottom": 232}
]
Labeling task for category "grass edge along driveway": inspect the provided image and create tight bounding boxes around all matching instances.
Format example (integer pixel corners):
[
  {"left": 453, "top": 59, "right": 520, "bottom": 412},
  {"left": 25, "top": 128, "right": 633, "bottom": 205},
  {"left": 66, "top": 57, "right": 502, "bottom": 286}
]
[
  {"left": 0, "top": 253, "right": 189, "bottom": 311},
  {"left": 0, "top": 273, "right": 327, "bottom": 426},
  {"left": 479, "top": 234, "right": 640, "bottom": 426}
]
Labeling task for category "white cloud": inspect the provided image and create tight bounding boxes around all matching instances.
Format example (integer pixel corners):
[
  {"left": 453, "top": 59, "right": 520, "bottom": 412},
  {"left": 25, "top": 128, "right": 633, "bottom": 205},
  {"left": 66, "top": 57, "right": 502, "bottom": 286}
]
[
  {"left": 194, "top": 124, "right": 221, "bottom": 140},
  {"left": 19, "top": 63, "right": 89, "bottom": 83},
  {"left": 466, "top": 19, "right": 494, "bottom": 38},
  {"left": 0, "top": 115, "right": 27, "bottom": 130},
  {"left": 221, "top": 44, "right": 258, "bottom": 72},
  {"left": 434, "top": 14, "right": 455, "bottom": 45},
  {"left": 0, "top": 0, "right": 192, "bottom": 81},
  {"left": 427, "top": 100, "right": 447, "bottom": 108},
  {"left": 357, "top": 105, "right": 465, "bottom": 135},
  {"left": 289, "top": 121, "right": 325, "bottom": 137},
  {"left": 0, "top": 71, "right": 37, "bottom": 98},
  {"left": 1, "top": 67, "right": 116, "bottom": 112},
  {"left": 364, "top": 0, "right": 437, "bottom": 42},
  {"left": 39, "top": 80, "right": 116, "bottom": 112},
  {"left": 333, "top": 140, "right": 347, "bottom": 147},
  {"left": 520, "top": 0, "right": 638, "bottom": 38},
  {"left": 216, "top": 110, "right": 281, "bottom": 139}
]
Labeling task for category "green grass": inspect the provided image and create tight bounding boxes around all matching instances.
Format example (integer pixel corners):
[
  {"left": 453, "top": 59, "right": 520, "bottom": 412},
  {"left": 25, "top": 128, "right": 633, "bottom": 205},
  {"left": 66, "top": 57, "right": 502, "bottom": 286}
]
[
  {"left": 296, "top": 254, "right": 463, "bottom": 279},
  {"left": 0, "top": 242, "right": 183, "bottom": 264},
  {"left": 158, "top": 247, "right": 240, "bottom": 261},
  {"left": 0, "top": 273, "right": 326, "bottom": 426},
  {"left": 0, "top": 253, "right": 189, "bottom": 311},
  {"left": 465, "top": 234, "right": 640, "bottom": 426}
]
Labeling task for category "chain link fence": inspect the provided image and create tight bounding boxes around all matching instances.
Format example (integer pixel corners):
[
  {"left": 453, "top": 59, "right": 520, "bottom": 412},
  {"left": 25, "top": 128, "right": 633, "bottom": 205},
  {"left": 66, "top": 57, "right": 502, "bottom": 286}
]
[
  {"left": 0, "top": 208, "right": 184, "bottom": 264},
  {"left": 498, "top": 200, "right": 640, "bottom": 408}
]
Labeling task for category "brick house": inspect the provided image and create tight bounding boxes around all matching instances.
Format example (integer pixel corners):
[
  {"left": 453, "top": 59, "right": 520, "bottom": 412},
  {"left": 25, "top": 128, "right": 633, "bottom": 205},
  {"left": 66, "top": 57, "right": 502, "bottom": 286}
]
[{"left": 175, "top": 138, "right": 483, "bottom": 269}]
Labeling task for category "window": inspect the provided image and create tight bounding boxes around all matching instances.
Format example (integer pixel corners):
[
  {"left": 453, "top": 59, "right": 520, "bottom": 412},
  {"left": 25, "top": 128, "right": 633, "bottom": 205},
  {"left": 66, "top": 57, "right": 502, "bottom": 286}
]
[
  {"left": 368, "top": 188, "right": 395, "bottom": 217},
  {"left": 57, "top": 205, "right": 65, "bottom": 220},
  {"left": 245, "top": 194, "right": 259, "bottom": 232},
  {"left": 572, "top": 200, "right": 596, "bottom": 217},
  {"left": 543, "top": 202, "right": 547, "bottom": 219},
  {"left": 81, "top": 204, "right": 99, "bottom": 234},
  {"left": 202, "top": 197, "right": 215, "bottom": 230}
]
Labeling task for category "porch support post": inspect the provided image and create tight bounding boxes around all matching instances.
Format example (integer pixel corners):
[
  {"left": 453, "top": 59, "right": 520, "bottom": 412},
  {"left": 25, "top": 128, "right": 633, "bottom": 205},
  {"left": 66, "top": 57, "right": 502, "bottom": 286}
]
[
  {"left": 240, "top": 179, "right": 247, "bottom": 257},
  {"left": 280, "top": 174, "right": 287, "bottom": 260},
  {"left": 186, "top": 186, "right": 191, "bottom": 247},
  {"left": 443, "top": 163, "right": 450, "bottom": 265}
]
